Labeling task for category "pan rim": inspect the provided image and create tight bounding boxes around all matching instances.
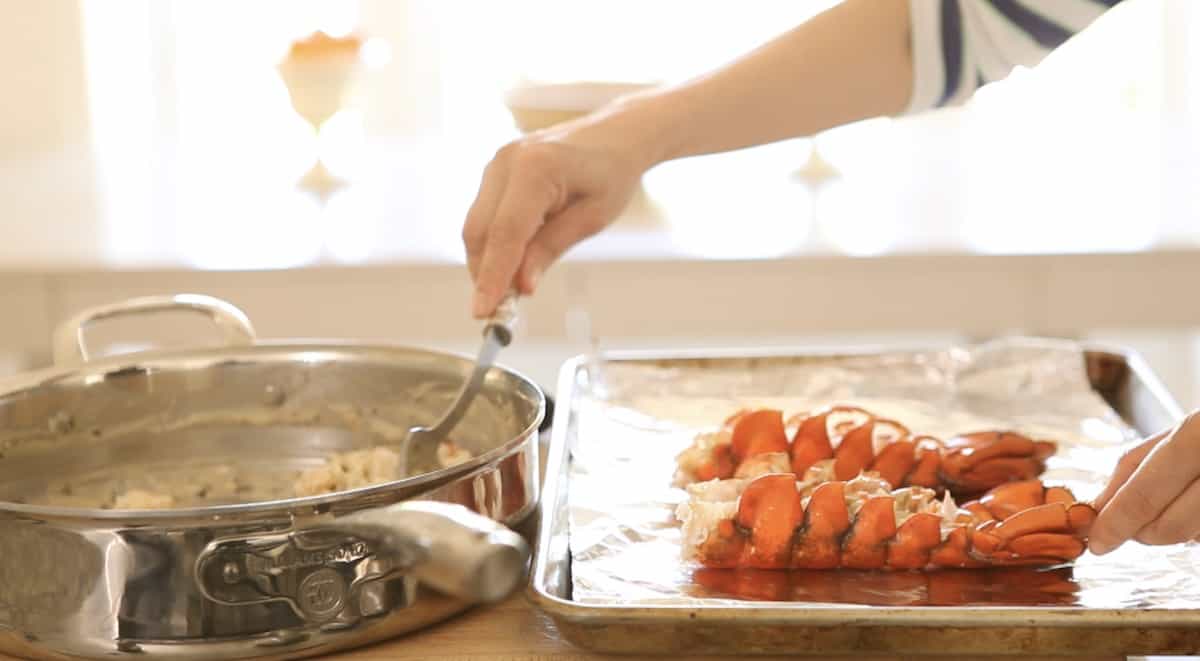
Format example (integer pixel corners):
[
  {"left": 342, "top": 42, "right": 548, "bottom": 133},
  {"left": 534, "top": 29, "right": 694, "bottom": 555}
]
[{"left": 0, "top": 339, "right": 546, "bottom": 522}]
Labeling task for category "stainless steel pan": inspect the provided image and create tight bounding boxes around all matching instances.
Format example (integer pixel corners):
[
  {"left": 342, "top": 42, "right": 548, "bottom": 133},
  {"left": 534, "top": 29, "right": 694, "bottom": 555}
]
[{"left": 0, "top": 294, "right": 545, "bottom": 660}]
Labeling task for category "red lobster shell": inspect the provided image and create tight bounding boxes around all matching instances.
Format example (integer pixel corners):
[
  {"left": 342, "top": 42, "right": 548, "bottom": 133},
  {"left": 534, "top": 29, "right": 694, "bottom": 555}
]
[
  {"left": 674, "top": 406, "right": 1056, "bottom": 499},
  {"left": 677, "top": 474, "right": 1096, "bottom": 571}
]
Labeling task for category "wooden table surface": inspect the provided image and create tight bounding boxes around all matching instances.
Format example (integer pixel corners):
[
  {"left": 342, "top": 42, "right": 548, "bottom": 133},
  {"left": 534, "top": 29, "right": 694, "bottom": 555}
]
[{"left": 321, "top": 590, "right": 1131, "bottom": 661}]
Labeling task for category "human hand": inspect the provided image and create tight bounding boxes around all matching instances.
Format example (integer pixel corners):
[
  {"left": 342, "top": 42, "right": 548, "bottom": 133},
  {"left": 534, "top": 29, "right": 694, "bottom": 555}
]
[
  {"left": 1088, "top": 410, "right": 1200, "bottom": 555},
  {"left": 462, "top": 112, "right": 655, "bottom": 319}
]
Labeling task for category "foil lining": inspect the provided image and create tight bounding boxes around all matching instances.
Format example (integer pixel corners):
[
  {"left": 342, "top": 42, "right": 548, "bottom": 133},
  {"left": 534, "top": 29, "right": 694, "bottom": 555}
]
[{"left": 565, "top": 338, "right": 1200, "bottom": 608}]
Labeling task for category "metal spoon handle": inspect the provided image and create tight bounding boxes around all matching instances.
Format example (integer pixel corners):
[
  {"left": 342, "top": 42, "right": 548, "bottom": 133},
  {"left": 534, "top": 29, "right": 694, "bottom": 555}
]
[
  {"left": 428, "top": 292, "right": 519, "bottom": 438},
  {"left": 484, "top": 292, "right": 518, "bottom": 347}
]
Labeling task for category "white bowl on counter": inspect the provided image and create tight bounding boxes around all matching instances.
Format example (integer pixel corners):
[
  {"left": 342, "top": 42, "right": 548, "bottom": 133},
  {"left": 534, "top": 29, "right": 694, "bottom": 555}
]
[{"left": 503, "top": 81, "right": 658, "bottom": 133}]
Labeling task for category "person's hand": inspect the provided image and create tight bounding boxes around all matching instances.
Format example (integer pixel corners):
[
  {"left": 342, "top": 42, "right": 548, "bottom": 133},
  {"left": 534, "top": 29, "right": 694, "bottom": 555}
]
[
  {"left": 1088, "top": 410, "right": 1200, "bottom": 555},
  {"left": 462, "top": 113, "right": 654, "bottom": 319}
]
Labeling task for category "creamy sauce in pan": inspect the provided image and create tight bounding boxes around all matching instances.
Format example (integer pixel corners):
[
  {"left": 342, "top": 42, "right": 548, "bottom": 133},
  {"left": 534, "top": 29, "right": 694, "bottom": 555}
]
[
  {"left": 32, "top": 440, "right": 473, "bottom": 510},
  {"left": 293, "top": 441, "right": 471, "bottom": 497}
]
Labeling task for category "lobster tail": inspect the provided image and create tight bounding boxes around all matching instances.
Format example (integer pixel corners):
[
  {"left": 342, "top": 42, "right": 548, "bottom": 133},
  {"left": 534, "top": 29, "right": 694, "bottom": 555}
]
[
  {"left": 680, "top": 473, "right": 1096, "bottom": 571},
  {"left": 675, "top": 405, "right": 1056, "bottom": 498}
]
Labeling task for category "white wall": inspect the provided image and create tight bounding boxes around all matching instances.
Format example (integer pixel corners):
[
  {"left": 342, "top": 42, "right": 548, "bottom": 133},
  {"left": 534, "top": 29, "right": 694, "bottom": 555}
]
[{"left": 0, "top": 1, "right": 91, "bottom": 156}]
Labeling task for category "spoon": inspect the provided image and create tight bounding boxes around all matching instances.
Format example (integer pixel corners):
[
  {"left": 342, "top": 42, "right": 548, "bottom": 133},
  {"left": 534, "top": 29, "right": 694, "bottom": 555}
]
[{"left": 397, "top": 293, "right": 519, "bottom": 477}]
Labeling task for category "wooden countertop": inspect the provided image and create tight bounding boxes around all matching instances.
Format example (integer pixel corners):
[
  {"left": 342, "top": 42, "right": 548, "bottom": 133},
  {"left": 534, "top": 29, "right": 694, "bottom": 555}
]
[
  {"left": 322, "top": 590, "right": 607, "bottom": 661},
  {"left": 321, "top": 591, "right": 1131, "bottom": 661},
  {"left": 0, "top": 592, "right": 1148, "bottom": 661}
]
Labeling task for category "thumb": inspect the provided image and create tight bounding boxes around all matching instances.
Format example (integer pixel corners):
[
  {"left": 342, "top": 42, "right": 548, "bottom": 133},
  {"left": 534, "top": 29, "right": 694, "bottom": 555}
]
[
  {"left": 1091, "top": 431, "right": 1165, "bottom": 512},
  {"left": 516, "top": 198, "right": 618, "bottom": 293}
]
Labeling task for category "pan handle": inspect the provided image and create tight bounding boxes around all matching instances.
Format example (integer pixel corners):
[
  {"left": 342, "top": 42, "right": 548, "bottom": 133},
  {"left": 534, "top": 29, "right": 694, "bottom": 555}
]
[
  {"left": 326, "top": 501, "right": 529, "bottom": 603},
  {"left": 52, "top": 294, "right": 257, "bottom": 366},
  {"left": 195, "top": 501, "right": 529, "bottom": 624}
]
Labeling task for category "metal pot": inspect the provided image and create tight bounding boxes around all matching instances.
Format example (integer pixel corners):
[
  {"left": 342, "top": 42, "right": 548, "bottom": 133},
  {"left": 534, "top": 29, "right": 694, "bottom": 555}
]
[{"left": 0, "top": 294, "right": 545, "bottom": 660}]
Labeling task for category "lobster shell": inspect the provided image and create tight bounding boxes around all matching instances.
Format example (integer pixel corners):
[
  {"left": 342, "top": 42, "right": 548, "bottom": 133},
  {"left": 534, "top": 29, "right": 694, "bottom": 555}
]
[
  {"left": 678, "top": 474, "right": 1096, "bottom": 571},
  {"left": 675, "top": 406, "right": 1056, "bottom": 498}
]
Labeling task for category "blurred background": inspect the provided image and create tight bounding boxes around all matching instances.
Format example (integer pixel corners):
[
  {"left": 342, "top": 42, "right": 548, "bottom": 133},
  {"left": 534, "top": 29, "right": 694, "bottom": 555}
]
[{"left": 0, "top": 0, "right": 1198, "bottom": 410}]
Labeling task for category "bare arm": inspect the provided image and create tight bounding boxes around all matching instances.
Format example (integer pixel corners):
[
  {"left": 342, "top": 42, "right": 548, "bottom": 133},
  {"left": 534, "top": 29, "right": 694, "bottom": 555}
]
[
  {"left": 463, "top": 0, "right": 1125, "bottom": 317},
  {"left": 606, "top": 0, "right": 914, "bottom": 169},
  {"left": 464, "top": 0, "right": 913, "bottom": 317}
]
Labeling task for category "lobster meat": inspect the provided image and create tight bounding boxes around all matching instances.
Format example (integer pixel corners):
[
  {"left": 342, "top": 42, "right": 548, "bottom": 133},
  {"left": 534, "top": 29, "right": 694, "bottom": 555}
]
[
  {"left": 676, "top": 474, "right": 1096, "bottom": 571},
  {"left": 674, "top": 405, "right": 1056, "bottom": 499}
]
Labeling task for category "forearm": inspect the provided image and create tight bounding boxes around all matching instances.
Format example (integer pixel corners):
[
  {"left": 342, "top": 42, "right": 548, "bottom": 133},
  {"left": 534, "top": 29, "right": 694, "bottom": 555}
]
[{"left": 571, "top": 0, "right": 913, "bottom": 170}]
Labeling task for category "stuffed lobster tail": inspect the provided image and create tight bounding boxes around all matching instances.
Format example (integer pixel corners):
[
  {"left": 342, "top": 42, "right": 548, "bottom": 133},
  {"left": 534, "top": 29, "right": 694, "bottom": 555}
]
[
  {"left": 939, "top": 431, "right": 1058, "bottom": 498},
  {"left": 674, "top": 406, "right": 1056, "bottom": 498},
  {"left": 677, "top": 473, "right": 1095, "bottom": 571},
  {"left": 673, "top": 408, "right": 790, "bottom": 485}
]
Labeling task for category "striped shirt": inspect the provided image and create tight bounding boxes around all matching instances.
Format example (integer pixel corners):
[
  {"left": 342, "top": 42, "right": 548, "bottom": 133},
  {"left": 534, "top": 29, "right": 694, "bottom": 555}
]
[{"left": 904, "top": 0, "right": 1126, "bottom": 114}]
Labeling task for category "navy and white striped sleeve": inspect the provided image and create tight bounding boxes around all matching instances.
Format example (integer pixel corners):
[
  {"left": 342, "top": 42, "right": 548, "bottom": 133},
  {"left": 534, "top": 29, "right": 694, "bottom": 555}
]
[{"left": 903, "top": 0, "right": 1125, "bottom": 114}]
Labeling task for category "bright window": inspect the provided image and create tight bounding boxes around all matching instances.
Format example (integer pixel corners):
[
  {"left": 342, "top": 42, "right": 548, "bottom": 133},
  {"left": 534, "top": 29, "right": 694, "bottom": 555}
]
[{"left": 76, "top": 0, "right": 1196, "bottom": 267}]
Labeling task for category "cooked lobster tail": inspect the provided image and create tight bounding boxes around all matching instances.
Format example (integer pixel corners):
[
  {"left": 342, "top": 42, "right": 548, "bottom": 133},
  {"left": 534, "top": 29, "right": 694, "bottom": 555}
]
[
  {"left": 674, "top": 406, "right": 1056, "bottom": 498},
  {"left": 677, "top": 474, "right": 1095, "bottom": 571}
]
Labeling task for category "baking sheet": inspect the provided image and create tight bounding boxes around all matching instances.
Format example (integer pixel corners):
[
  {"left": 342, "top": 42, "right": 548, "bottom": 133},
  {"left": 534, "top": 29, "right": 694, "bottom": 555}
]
[{"left": 565, "top": 338, "right": 1200, "bottom": 608}]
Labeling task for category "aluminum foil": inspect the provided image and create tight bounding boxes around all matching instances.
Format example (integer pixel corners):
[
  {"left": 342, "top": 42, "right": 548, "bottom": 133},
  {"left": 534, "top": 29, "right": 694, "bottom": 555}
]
[{"left": 565, "top": 338, "right": 1200, "bottom": 608}]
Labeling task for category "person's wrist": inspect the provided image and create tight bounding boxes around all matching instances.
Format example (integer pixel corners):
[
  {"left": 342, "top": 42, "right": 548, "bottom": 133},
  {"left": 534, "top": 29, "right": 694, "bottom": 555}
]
[
  {"left": 602, "top": 92, "right": 682, "bottom": 172},
  {"left": 549, "top": 89, "right": 683, "bottom": 176}
]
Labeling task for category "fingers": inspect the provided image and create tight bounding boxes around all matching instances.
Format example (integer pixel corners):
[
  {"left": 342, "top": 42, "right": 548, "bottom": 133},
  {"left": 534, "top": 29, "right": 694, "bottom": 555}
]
[
  {"left": 1090, "top": 430, "right": 1167, "bottom": 513},
  {"left": 462, "top": 130, "right": 639, "bottom": 316},
  {"left": 1089, "top": 414, "right": 1200, "bottom": 555},
  {"left": 463, "top": 155, "right": 510, "bottom": 283},
  {"left": 515, "top": 198, "right": 614, "bottom": 294},
  {"left": 1135, "top": 476, "right": 1200, "bottom": 545},
  {"left": 472, "top": 168, "right": 561, "bottom": 318}
]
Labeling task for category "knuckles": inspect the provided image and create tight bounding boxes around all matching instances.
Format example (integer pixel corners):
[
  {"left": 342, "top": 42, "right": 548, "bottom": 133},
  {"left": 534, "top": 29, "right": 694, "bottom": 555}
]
[
  {"left": 1110, "top": 410, "right": 1200, "bottom": 548},
  {"left": 495, "top": 139, "right": 563, "bottom": 177},
  {"left": 486, "top": 219, "right": 531, "bottom": 247},
  {"left": 465, "top": 140, "right": 557, "bottom": 250},
  {"left": 1180, "top": 410, "right": 1200, "bottom": 446},
  {"left": 1136, "top": 517, "right": 1192, "bottom": 546},
  {"left": 511, "top": 143, "right": 556, "bottom": 172},
  {"left": 1110, "top": 486, "right": 1162, "bottom": 531},
  {"left": 1116, "top": 447, "right": 1142, "bottom": 472},
  {"left": 461, "top": 222, "right": 485, "bottom": 251},
  {"left": 493, "top": 139, "right": 553, "bottom": 168},
  {"left": 492, "top": 141, "right": 522, "bottom": 163}
]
